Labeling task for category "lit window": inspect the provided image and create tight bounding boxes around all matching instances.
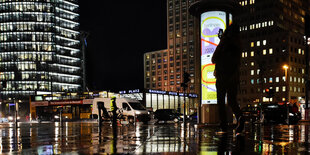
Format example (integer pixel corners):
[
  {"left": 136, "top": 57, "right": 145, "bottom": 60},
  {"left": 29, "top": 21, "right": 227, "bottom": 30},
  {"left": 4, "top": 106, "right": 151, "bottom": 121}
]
[
  {"left": 276, "top": 87, "right": 279, "bottom": 92},
  {"left": 251, "top": 79, "right": 254, "bottom": 84},
  {"left": 257, "top": 41, "right": 260, "bottom": 46},
  {"left": 251, "top": 62, "right": 255, "bottom": 66},
  {"left": 269, "top": 77, "right": 273, "bottom": 83},
  {"left": 282, "top": 86, "right": 286, "bottom": 92},
  {"left": 251, "top": 70, "right": 254, "bottom": 75},
  {"left": 251, "top": 51, "right": 255, "bottom": 56},
  {"left": 298, "top": 49, "right": 302, "bottom": 54},
  {"left": 276, "top": 77, "right": 279, "bottom": 82},
  {"left": 263, "top": 49, "right": 267, "bottom": 55},
  {"left": 269, "top": 48, "right": 273, "bottom": 54},
  {"left": 251, "top": 42, "right": 254, "bottom": 47},
  {"left": 263, "top": 40, "right": 266, "bottom": 45}
]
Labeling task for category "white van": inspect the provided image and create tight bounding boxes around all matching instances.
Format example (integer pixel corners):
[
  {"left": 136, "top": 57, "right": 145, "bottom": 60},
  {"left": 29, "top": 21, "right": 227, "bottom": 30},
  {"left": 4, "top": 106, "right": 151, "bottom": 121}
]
[{"left": 92, "top": 97, "right": 151, "bottom": 123}]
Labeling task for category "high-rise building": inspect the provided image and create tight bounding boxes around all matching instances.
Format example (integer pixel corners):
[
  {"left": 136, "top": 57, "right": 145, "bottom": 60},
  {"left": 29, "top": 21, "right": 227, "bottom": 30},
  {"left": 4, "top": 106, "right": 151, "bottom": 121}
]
[
  {"left": 0, "top": 0, "right": 82, "bottom": 100},
  {"left": 236, "top": 0, "right": 310, "bottom": 106},
  {"left": 144, "top": 0, "right": 199, "bottom": 95}
]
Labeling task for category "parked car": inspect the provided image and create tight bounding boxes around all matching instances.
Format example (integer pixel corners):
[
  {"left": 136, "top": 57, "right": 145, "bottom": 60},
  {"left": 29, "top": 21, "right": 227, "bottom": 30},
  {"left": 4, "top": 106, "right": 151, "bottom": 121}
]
[
  {"left": 262, "top": 103, "right": 287, "bottom": 124},
  {"left": 288, "top": 112, "right": 301, "bottom": 124},
  {"left": 154, "top": 109, "right": 181, "bottom": 123},
  {"left": 37, "top": 113, "right": 54, "bottom": 123}
]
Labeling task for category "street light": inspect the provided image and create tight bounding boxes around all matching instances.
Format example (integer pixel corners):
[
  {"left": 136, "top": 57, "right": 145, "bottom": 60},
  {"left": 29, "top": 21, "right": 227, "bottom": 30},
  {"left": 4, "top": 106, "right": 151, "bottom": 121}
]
[
  {"left": 283, "top": 65, "right": 289, "bottom": 103},
  {"left": 283, "top": 65, "right": 288, "bottom": 82}
]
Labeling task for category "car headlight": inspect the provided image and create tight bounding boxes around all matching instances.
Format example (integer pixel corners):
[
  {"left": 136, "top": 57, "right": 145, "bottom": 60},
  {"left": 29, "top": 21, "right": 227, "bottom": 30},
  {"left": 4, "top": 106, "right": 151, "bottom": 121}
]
[
  {"left": 54, "top": 115, "right": 60, "bottom": 119},
  {"left": 289, "top": 113, "right": 294, "bottom": 116},
  {"left": 8, "top": 116, "right": 13, "bottom": 121},
  {"left": 135, "top": 111, "right": 141, "bottom": 115},
  {"left": 65, "top": 116, "right": 68, "bottom": 118}
]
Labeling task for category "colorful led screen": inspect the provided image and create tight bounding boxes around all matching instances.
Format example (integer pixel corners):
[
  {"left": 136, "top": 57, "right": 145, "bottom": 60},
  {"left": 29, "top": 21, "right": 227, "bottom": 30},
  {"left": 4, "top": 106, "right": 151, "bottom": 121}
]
[{"left": 201, "top": 11, "right": 232, "bottom": 104}]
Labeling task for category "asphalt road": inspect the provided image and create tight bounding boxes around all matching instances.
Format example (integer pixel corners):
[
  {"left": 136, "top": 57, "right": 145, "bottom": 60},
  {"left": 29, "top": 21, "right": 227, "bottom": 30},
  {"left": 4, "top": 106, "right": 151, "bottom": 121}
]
[{"left": 0, "top": 121, "right": 309, "bottom": 154}]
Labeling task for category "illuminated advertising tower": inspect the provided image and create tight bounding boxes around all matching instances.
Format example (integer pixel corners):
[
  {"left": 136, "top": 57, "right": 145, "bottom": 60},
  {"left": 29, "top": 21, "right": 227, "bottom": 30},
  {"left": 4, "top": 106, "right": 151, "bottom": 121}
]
[
  {"left": 0, "top": 1, "right": 82, "bottom": 101},
  {"left": 190, "top": 0, "right": 238, "bottom": 123}
]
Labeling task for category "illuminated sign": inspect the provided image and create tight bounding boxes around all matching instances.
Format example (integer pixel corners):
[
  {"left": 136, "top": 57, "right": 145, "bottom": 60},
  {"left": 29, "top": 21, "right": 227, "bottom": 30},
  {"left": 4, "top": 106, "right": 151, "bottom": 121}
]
[
  {"left": 148, "top": 89, "right": 167, "bottom": 94},
  {"left": 201, "top": 11, "right": 232, "bottom": 104},
  {"left": 50, "top": 100, "right": 83, "bottom": 105},
  {"left": 31, "top": 101, "right": 49, "bottom": 107}
]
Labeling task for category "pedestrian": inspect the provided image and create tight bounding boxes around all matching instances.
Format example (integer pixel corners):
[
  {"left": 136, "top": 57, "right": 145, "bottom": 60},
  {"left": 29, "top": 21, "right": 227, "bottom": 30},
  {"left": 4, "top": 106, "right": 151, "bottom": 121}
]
[
  {"left": 211, "top": 23, "right": 245, "bottom": 134},
  {"left": 26, "top": 115, "right": 29, "bottom": 122},
  {"left": 110, "top": 96, "right": 118, "bottom": 126},
  {"left": 292, "top": 103, "right": 298, "bottom": 114},
  {"left": 110, "top": 96, "right": 118, "bottom": 153}
]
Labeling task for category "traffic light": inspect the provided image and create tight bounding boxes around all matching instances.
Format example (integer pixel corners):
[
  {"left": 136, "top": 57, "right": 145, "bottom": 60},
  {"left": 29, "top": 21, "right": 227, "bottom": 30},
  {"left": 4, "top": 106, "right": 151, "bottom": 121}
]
[{"left": 265, "top": 88, "right": 275, "bottom": 98}]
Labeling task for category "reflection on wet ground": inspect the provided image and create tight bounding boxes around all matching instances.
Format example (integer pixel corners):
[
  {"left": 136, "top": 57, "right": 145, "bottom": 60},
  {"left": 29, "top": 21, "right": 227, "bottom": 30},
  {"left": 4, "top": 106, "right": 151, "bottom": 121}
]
[{"left": 1, "top": 121, "right": 310, "bottom": 154}]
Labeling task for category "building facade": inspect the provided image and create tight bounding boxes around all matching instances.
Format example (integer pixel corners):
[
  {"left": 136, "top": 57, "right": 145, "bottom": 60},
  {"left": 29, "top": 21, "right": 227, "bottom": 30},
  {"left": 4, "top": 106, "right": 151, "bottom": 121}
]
[
  {"left": 144, "top": 0, "right": 199, "bottom": 95},
  {"left": 236, "top": 0, "right": 310, "bottom": 106},
  {"left": 0, "top": 0, "right": 82, "bottom": 100},
  {"left": 145, "top": 0, "right": 310, "bottom": 109}
]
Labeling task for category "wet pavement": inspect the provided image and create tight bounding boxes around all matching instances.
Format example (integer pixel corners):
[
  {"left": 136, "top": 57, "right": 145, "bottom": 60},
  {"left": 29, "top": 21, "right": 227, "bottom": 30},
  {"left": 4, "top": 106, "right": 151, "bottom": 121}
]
[{"left": 0, "top": 121, "right": 310, "bottom": 154}]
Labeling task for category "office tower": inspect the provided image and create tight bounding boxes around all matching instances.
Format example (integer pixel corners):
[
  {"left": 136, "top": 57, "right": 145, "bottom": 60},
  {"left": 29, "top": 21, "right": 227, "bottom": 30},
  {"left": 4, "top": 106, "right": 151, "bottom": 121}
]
[
  {"left": 236, "top": 0, "right": 309, "bottom": 106},
  {"left": 144, "top": 0, "right": 199, "bottom": 94},
  {"left": 0, "top": 0, "right": 82, "bottom": 100}
]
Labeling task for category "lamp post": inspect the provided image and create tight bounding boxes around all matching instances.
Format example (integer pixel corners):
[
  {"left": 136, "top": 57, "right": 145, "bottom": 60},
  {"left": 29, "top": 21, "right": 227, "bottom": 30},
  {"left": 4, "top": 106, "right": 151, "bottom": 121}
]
[
  {"left": 283, "top": 65, "right": 288, "bottom": 103},
  {"left": 283, "top": 65, "right": 288, "bottom": 82},
  {"left": 282, "top": 65, "right": 289, "bottom": 124}
]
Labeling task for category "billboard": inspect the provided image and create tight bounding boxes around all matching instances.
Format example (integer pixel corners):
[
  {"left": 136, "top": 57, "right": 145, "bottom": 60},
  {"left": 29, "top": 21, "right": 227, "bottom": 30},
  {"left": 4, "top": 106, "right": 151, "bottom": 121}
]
[{"left": 201, "top": 11, "right": 232, "bottom": 104}]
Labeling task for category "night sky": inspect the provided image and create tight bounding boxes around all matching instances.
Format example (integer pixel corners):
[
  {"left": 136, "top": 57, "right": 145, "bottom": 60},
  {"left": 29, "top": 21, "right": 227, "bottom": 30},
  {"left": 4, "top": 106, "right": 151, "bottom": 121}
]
[{"left": 78, "top": 1, "right": 167, "bottom": 92}]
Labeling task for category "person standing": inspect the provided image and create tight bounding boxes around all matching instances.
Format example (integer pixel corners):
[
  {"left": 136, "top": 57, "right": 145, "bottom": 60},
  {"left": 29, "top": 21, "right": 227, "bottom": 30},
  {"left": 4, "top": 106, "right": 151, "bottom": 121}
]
[
  {"left": 110, "top": 96, "right": 117, "bottom": 126},
  {"left": 211, "top": 23, "right": 245, "bottom": 134},
  {"left": 110, "top": 96, "right": 118, "bottom": 154}
]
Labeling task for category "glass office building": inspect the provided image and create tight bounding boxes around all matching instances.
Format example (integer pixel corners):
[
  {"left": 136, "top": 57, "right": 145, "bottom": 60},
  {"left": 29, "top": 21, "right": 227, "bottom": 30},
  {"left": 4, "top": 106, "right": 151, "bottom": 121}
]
[{"left": 0, "top": 0, "right": 82, "bottom": 99}]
